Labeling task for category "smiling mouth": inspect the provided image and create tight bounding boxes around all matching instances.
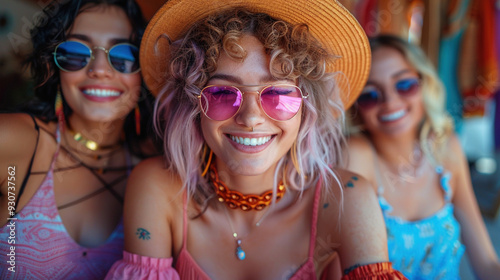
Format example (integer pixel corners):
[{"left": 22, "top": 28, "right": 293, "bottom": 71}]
[
  {"left": 380, "top": 109, "right": 406, "bottom": 122},
  {"left": 228, "top": 135, "right": 273, "bottom": 146},
  {"left": 82, "top": 88, "right": 121, "bottom": 97}
]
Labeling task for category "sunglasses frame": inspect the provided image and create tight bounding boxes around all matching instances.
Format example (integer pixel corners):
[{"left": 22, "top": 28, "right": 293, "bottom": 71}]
[
  {"left": 53, "top": 40, "right": 141, "bottom": 74},
  {"left": 198, "top": 84, "right": 308, "bottom": 122},
  {"left": 355, "top": 77, "right": 422, "bottom": 110}
]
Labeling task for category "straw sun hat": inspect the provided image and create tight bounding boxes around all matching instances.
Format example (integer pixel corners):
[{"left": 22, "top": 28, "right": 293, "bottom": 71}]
[{"left": 140, "top": 0, "right": 370, "bottom": 109}]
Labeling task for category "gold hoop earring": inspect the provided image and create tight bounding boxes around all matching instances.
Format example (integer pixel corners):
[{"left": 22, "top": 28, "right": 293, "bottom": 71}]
[
  {"left": 201, "top": 145, "right": 214, "bottom": 177},
  {"left": 291, "top": 141, "right": 301, "bottom": 175}
]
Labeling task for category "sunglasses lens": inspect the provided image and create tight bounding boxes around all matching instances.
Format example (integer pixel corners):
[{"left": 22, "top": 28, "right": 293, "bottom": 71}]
[
  {"left": 54, "top": 41, "right": 91, "bottom": 71},
  {"left": 200, "top": 86, "right": 242, "bottom": 121},
  {"left": 109, "top": 44, "right": 140, "bottom": 73},
  {"left": 396, "top": 78, "right": 420, "bottom": 97},
  {"left": 356, "top": 89, "right": 380, "bottom": 109},
  {"left": 260, "top": 86, "right": 303, "bottom": 121}
]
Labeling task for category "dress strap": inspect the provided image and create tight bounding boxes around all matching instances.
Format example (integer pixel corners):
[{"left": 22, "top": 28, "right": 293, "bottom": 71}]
[
  {"left": 308, "top": 178, "right": 322, "bottom": 258},
  {"left": 15, "top": 114, "right": 40, "bottom": 209},
  {"left": 369, "top": 147, "right": 385, "bottom": 195},
  {"left": 181, "top": 190, "right": 188, "bottom": 250},
  {"left": 435, "top": 165, "right": 452, "bottom": 202},
  {"left": 368, "top": 143, "right": 395, "bottom": 214}
]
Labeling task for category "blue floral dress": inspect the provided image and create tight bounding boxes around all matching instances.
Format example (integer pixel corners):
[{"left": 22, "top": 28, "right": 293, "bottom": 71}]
[{"left": 377, "top": 166, "right": 465, "bottom": 279}]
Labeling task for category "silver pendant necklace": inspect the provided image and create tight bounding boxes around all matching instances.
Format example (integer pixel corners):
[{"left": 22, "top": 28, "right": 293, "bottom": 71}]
[{"left": 222, "top": 206, "right": 269, "bottom": 261}]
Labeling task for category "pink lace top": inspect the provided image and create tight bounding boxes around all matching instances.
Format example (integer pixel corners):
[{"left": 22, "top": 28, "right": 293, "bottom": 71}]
[
  {"left": 0, "top": 131, "right": 124, "bottom": 279},
  {"left": 106, "top": 181, "right": 323, "bottom": 279}
]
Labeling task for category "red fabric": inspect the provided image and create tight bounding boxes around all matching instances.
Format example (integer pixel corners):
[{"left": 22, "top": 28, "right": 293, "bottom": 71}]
[
  {"left": 357, "top": 0, "right": 379, "bottom": 37},
  {"left": 462, "top": 0, "right": 499, "bottom": 117},
  {"left": 341, "top": 262, "right": 407, "bottom": 280}
]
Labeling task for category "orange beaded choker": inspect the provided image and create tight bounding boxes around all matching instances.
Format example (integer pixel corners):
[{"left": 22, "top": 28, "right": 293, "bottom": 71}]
[{"left": 208, "top": 164, "right": 286, "bottom": 211}]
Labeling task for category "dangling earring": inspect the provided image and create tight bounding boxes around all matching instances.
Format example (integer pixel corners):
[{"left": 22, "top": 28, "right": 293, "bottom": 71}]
[
  {"left": 55, "top": 89, "right": 65, "bottom": 138},
  {"left": 201, "top": 145, "right": 213, "bottom": 177},
  {"left": 135, "top": 105, "right": 141, "bottom": 135},
  {"left": 291, "top": 141, "right": 301, "bottom": 175}
]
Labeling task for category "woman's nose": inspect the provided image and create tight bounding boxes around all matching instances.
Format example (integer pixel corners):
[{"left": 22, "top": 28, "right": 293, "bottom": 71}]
[
  {"left": 87, "top": 48, "right": 114, "bottom": 78},
  {"left": 381, "top": 86, "right": 404, "bottom": 106},
  {"left": 234, "top": 91, "right": 266, "bottom": 129}
]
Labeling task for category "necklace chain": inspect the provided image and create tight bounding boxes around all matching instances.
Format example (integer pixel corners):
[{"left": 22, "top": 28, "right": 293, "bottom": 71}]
[
  {"left": 208, "top": 164, "right": 283, "bottom": 260},
  {"left": 379, "top": 143, "right": 428, "bottom": 184},
  {"left": 66, "top": 122, "right": 123, "bottom": 152},
  {"left": 222, "top": 204, "right": 270, "bottom": 261}
]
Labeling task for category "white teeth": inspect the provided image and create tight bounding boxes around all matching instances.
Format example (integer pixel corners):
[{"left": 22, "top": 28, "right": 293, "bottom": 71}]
[
  {"left": 230, "top": 135, "right": 272, "bottom": 146},
  {"left": 83, "top": 88, "right": 121, "bottom": 97},
  {"left": 380, "top": 109, "right": 406, "bottom": 122}
]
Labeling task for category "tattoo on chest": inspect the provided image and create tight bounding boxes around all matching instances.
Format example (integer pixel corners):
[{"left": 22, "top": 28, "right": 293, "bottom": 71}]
[{"left": 136, "top": 227, "right": 151, "bottom": 240}]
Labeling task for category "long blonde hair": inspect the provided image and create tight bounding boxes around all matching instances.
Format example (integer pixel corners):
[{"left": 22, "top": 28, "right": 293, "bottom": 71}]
[{"left": 350, "top": 35, "right": 454, "bottom": 164}]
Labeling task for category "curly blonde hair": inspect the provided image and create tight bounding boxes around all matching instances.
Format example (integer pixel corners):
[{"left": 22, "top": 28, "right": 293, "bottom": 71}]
[{"left": 155, "top": 8, "right": 345, "bottom": 205}]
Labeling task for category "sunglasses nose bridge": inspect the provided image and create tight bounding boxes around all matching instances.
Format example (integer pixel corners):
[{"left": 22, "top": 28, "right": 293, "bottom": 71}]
[
  {"left": 235, "top": 89, "right": 266, "bottom": 126},
  {"left": 87, "top": 46, "right": 113, "bottom": 75},
  {"left": 384, "top": 85, "right": 408, "bottom": 104},
  {"left": 90, "top": 46, "right": 109, "bottom": 61},
  {"left": 241, "top": 89, "right": 267, "bottom": 113},
  {"left": 92, "top": 46, "right": 108, "bottom": 52}
]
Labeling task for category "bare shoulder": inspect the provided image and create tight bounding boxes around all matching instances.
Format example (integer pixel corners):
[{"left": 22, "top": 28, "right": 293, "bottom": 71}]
[
  {"left": 346, "top": 133, "right": 372, "bottom": 150},
  {"left": 344, "top": 134, "right": 375, "bottom": 182},
  {"left": 0, "top": 113, "right": 41, "bottom": 160},
  {"left": 123, "top": 156, "right": 184, "bottom": 258},
  {"left": 440, "top": 133, "right": 467, "bottom": 170},
  {"left": 335, "top": 168, "right": 376, "bottom": 199},
  {"left": 331, "top": 168, "right": 388, "bottom": 269},
  {"left": 346, "top": 134, "right": 373, "bottom": 156},
  {"left": 445, "top": 133, "right": 464, "bottom": 156},
  {"left": 318, "top": 168, "right": 377, "bottom": 228},
  {"left": 0, "top": 113, "right": 51, "bottom": 186},
  {"left": 126, "top": 156, "right": 184, "bottom": 204}
]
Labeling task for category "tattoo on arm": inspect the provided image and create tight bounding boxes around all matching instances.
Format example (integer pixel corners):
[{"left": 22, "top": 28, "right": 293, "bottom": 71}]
[
  {"left": 344, "top": 263, "right": 362, "bottom": 275},
  {"left": 345, "top": 176, "right": 359, "bottom": 188},
  {"left": 136, "top": 227, "right": 151, "bottom": 240}
]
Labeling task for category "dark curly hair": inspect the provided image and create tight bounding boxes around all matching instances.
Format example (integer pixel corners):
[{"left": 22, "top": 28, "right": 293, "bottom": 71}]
[{"left": 24, "top": 0, "right": 157, "bottom": 157}]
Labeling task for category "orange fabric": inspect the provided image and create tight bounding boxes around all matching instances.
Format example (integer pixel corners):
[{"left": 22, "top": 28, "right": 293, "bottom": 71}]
[
  {"left": 460, "top": 0, "right": 499, "bottom": 117},
  {"left": 341, "top": 262, "right": 407, "bottom": 280},
  {"left": 377, "top": 0, "right": 410, "bottom": 37}
]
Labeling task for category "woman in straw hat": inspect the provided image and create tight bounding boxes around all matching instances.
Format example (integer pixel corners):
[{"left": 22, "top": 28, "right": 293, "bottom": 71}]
[
  {"left": 0, "top": 0, "right": 156, "bottom": 279},
  {"left": 107, "top": 0, "right": 406, "bottom": 279},
  {"left": 347, "top": 35, "right": 500, "bottom": 279}
]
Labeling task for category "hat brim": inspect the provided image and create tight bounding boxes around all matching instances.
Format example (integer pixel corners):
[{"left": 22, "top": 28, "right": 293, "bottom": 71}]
[{"left": 140, "top": 0, "right": 370, "bottom": 109}]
